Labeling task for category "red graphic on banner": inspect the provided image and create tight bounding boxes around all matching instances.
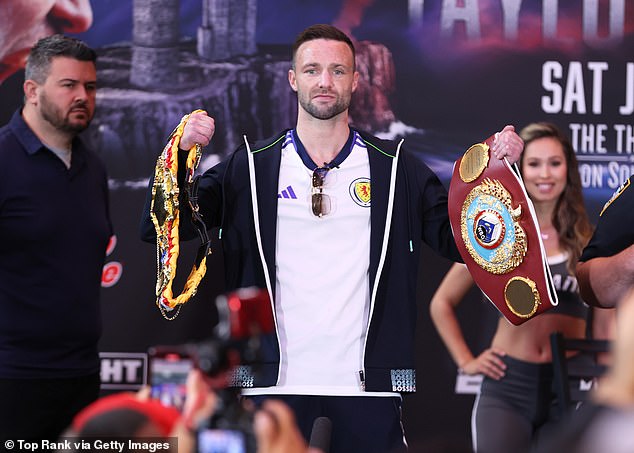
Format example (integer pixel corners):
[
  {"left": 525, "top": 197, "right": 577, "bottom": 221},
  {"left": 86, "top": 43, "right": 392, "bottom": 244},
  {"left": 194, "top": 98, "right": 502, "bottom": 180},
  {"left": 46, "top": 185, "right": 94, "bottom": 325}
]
[{"left": 102, "top": 235, "right": 123, "bottom": 287}]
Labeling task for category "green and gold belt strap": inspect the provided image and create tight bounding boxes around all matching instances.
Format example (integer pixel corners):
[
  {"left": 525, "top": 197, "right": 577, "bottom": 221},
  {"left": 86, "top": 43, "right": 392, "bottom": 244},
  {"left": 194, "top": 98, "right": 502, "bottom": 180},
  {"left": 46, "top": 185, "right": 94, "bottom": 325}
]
[{"left": 150, "top": 109, "right": 211, "bottom": 319}]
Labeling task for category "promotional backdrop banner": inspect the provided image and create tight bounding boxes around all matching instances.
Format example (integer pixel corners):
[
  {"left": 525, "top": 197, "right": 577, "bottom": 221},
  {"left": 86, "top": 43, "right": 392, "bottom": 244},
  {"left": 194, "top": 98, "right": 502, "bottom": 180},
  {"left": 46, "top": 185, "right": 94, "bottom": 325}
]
[{"left": 1, "top": 0, "right": 632, "bottom": 449}]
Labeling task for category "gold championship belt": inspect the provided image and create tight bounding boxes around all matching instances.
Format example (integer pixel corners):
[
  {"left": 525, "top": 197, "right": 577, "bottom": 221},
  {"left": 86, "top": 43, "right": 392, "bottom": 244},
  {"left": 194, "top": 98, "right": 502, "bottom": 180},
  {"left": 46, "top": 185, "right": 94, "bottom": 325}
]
[
  {"left": 448, "top": 134, "right": 557, "bottom": 325},
  {"left": 150, "top": 110, "right": 211, "bottom": 319}
]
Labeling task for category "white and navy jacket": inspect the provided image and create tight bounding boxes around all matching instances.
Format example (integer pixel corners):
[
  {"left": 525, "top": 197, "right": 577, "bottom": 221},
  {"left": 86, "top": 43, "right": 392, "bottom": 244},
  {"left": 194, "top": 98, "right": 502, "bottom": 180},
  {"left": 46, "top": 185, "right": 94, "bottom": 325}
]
[{"left": 141, "top": 129, "right": 462, "bottom": 393}]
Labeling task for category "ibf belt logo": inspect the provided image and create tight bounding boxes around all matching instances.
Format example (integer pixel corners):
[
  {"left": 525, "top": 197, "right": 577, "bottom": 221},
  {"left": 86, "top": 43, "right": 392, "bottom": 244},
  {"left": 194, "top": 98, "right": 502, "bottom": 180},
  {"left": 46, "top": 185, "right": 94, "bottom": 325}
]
[
  {"left": 99, "top": 352, "right": 147, "bottom": 390},
  {"left": 349, "top": 178, "right": 371, "bottom": 207}
]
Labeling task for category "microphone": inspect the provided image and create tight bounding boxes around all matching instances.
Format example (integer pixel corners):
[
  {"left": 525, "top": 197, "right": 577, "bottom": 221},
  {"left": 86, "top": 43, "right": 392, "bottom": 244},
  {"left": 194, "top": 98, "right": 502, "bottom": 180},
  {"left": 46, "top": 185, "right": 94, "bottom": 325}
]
[{"left": 308, "top": 416, "right": 332, "bottom": 453}]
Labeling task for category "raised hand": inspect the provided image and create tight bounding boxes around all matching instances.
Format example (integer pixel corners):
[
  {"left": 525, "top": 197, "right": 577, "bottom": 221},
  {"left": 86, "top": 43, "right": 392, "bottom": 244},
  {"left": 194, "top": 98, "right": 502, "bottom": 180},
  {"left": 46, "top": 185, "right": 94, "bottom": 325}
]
[
  {"left": 180, "top": 110, "right": 216, "bottom": 150},
  {"left": 491, "top": 125, "right": 524, "bottom": 164}
]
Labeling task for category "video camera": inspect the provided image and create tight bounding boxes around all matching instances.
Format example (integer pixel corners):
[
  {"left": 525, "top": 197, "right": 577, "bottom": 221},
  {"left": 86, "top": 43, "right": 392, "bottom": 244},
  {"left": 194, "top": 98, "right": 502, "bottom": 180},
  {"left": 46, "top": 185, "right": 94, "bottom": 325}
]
[{"left": 148, "top": 287, "right": 275, "bottom": 453}]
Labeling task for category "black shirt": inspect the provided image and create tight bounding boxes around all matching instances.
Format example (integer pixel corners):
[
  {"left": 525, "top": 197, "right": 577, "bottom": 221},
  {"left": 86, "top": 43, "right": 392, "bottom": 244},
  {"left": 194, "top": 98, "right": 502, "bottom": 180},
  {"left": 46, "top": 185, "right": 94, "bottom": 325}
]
[
  {"left": 580, "top": 178, "right": 634, "bottom": 262},
  {"left": 0, "top": 110, "right": 113, "bottom": 378}
]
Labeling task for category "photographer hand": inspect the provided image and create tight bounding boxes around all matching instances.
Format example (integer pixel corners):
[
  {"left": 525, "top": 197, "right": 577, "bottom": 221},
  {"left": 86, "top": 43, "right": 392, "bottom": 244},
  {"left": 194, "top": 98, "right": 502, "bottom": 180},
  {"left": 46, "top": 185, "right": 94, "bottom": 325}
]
[
  {"left": 254, "top": 400, "right": 324, "bottom": 453},
  {"left": 169, "top": 369, "right": 218, "bottom": 453},
  {"left": 181, "top": 368, "right": 218, "bottom": 429}
]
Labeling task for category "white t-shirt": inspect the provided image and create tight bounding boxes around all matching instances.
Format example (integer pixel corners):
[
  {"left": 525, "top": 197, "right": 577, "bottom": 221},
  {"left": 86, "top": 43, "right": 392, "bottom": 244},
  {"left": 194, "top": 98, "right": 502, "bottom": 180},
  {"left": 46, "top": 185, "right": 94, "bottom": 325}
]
[{"left": 246, "top": 130, "right": 374, "bottom": 396}]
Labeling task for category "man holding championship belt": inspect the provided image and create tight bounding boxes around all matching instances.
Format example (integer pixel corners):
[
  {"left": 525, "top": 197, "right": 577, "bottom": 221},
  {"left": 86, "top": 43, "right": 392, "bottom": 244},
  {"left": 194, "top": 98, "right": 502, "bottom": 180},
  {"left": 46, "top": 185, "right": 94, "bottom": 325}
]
[{"left": 141, "top": 24, "right": 523, "bottom": 453}]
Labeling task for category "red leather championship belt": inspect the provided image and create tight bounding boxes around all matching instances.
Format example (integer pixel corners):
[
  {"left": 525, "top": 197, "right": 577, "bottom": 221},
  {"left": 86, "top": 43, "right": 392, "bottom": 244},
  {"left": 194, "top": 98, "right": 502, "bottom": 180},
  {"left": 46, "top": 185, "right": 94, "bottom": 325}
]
[{"left": 448, "top": 134, "right": 558, "bottom": 325}]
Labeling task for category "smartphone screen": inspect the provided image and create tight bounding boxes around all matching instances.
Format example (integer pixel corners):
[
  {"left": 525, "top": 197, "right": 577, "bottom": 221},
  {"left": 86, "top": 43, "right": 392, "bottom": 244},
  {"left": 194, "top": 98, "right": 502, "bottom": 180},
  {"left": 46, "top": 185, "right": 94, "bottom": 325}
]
[
  {"left": 197, "top": 429, "right": 246, "bottom": 453},
  {"left": 148, "top": 350, "right": 194, "bottom": 411}
]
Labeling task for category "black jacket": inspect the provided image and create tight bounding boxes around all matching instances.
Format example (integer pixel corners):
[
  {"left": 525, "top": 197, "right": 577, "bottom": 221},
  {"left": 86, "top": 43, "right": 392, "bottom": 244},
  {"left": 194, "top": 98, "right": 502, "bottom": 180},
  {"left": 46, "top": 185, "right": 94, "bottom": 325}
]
[{"left": 141, "top": 129, "right": 461, "bottom": 392}]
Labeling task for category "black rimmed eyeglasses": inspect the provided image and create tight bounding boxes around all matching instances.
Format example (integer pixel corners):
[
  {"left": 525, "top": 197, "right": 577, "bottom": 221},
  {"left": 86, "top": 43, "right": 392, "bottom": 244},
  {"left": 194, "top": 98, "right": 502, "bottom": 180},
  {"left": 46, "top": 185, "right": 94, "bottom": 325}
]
[{"left": 311, "top": 166, "right": 332, "bottom": 217}]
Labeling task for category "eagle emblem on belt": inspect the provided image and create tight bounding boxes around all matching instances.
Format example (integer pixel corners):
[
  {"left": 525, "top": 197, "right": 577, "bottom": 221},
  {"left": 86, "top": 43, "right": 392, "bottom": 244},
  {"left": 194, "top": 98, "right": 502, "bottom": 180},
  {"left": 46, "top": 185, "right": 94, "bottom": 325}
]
[{"left": 461, "top": 178, "right": 527, "bottom": 274}]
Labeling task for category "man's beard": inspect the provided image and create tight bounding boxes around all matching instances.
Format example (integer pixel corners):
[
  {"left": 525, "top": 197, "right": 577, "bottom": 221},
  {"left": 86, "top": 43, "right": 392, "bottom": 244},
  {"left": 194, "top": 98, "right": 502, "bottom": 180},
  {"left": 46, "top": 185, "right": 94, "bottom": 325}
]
[
  {"left": 40, "top": 92, "right": 92, "bottom": 134},
  {"left": 299, "top": 90, "right": 351, "bottom": 120}
]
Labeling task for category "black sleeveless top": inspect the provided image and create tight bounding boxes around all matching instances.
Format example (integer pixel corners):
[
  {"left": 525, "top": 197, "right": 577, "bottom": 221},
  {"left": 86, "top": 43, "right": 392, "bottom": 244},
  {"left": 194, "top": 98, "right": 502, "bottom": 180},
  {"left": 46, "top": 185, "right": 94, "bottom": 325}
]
[{"left": 546, "top": 253, "right": 589, "bottom": 319}]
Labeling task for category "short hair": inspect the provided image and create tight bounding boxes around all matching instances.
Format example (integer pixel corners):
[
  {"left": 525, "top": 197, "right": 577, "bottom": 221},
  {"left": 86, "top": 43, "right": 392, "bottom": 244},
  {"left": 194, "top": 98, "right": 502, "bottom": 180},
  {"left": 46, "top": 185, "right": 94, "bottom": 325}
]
[
  {"left": 291, "top": 24, "right": 355, "bottom": 69},
  {"left": 25, "top": 34, "right": 97, "bottom": 84}
]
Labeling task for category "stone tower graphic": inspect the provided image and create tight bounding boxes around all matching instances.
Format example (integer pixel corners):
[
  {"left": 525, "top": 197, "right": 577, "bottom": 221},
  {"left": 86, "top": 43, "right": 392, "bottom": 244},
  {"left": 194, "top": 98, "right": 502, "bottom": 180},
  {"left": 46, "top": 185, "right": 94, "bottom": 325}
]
[
  {"left": 130, "top": 0, "right": 257, "bottom": 89},
  {"left": 130, "top": 0, "right": 181, "bottom": 89},
  {"left": 197, "top": 0, "right": 257, "bottom": 60}
]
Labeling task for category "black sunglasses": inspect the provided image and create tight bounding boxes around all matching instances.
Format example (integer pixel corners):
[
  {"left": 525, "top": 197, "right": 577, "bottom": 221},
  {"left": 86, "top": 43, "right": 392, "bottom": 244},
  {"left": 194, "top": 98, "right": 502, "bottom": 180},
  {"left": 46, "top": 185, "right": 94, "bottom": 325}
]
[{"left": 311, "top": 166, "right": 332, "bottom": 217}]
